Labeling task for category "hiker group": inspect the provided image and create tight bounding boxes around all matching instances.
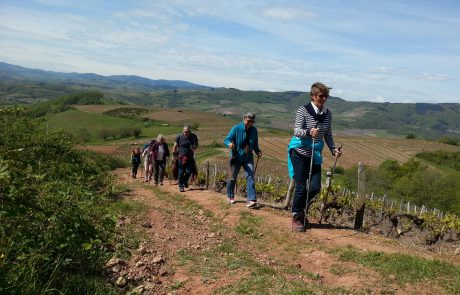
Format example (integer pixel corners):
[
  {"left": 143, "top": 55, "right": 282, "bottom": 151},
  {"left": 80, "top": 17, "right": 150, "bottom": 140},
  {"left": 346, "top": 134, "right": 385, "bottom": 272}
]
[{"left": 130, "top": 82, "right": 342, "bottom": 230}]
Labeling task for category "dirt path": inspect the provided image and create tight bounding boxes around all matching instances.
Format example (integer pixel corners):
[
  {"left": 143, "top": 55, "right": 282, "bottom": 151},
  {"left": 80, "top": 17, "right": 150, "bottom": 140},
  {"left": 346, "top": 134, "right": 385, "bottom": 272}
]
[{"left": 113, "top": 168, "right": 458, "bottom": 295}]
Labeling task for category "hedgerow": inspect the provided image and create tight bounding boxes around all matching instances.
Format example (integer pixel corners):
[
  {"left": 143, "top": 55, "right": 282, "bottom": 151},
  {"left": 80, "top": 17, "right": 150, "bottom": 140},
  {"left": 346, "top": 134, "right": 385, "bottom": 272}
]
[{"left": 0, "top": 107, "right": 118, "bottom": 294}]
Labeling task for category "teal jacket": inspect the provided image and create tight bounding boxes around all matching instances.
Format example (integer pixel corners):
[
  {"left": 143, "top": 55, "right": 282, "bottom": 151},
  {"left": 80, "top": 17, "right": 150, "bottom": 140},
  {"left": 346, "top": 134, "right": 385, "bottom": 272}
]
[
  {"left": 224, "top": 122, "right": 261, "bottom": 163},
  {"left": 287, "top": 136, "right": 324, "bottom": 179}
]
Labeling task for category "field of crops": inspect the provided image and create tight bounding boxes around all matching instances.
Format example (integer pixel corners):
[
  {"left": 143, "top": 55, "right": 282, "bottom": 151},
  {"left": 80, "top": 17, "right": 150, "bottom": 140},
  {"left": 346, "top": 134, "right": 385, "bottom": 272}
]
[{"left": 258, "top": 135, "right": 460, "bottom": 168}]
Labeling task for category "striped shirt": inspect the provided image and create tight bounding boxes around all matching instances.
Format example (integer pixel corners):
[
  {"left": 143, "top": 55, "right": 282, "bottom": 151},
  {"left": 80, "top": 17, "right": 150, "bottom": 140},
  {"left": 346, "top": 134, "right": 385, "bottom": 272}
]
[{"left": 293, "top": 102, "right": 336, "bottom": 157}]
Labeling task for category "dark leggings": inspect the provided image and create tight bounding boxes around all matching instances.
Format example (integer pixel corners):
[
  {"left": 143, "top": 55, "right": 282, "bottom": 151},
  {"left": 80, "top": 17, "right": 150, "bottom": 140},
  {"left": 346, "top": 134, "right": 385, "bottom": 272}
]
[
  {"left": 289, "top": 149, "right": 322, "bottom": 215},
  {"left": 132, "top": 163, "right": 140, "bottom": 176}
]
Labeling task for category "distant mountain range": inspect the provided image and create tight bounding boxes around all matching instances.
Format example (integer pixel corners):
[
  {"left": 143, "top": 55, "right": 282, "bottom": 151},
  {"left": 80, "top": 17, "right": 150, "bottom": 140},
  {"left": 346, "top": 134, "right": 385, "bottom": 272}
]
[
  {"left": 1, "top": 61, "right": 459, "bottom": 140},
  {"left": 0, "top": 61, "right": 209, "bottom": 92}
]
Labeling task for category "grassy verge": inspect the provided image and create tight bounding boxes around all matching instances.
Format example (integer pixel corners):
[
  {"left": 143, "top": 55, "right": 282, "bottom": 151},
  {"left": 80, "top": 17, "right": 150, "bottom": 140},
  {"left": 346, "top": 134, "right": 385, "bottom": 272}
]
[{"left": 330, "top": 246, "right": 460, "bottom": 294}]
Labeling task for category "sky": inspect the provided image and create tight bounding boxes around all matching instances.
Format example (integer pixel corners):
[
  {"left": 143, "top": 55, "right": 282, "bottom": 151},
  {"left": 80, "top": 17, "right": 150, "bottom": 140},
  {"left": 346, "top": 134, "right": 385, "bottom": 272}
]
[{"left": 1, "top": 0, "right": 459, "bottom": 103}]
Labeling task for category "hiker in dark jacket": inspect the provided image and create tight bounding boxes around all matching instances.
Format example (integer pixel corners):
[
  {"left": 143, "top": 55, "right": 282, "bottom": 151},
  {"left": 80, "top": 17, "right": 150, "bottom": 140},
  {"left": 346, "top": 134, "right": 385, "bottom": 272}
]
[
  {"left": 151, "top": 134, "right": 170, "bottom": 186},
  {"left": 224, "top": 112, "right": 262, "bottom": 208},
  {"left": 288, "top": 82, "right": 342, "bottom": 232},
  {"left": 173, "top": 125, "right": 199, "bottom": 192},
  {"left": 131, "top": 146, "right": 142, "bottom": 178}
]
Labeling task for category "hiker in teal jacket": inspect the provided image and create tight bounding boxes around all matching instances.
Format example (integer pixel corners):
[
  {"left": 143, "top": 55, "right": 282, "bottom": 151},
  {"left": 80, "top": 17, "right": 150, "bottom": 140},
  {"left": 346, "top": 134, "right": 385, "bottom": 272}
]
[{"left": 224, "top": 112, "right": 262, "bottom": 208}]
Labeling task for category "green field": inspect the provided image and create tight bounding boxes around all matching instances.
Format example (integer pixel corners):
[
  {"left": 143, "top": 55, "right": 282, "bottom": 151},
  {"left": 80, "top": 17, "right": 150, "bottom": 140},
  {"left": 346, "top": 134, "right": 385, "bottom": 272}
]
[{"left": 45, "top": 109, "right": 181, "bottom": 143}]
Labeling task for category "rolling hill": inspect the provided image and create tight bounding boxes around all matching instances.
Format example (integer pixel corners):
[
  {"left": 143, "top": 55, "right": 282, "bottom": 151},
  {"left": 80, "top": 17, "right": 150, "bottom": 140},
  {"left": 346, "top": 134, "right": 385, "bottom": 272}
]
[{"left": 1, "top": 61, "right": 459, "bottom": 140}]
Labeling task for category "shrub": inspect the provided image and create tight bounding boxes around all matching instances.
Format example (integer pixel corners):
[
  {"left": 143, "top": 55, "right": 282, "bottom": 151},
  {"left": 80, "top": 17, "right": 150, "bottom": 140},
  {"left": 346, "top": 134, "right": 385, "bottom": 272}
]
[{"left": 0, "top": 107, "right": 117, "bottom": 293}]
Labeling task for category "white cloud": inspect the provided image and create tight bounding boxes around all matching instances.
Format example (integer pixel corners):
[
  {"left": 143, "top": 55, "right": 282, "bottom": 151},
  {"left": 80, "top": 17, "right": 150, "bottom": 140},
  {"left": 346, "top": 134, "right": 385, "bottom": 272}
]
[
  {"left": 262, "top": 7, "right": 316, "bottom": 20},
  {"left": 414, "top": 72, "right": 451, "bottom": 81}
]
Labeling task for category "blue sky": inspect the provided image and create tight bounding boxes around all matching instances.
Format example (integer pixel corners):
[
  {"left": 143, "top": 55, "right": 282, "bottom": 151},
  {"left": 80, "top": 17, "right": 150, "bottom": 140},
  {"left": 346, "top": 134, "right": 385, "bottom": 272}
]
[{"left": 1, "top": 0, "right": 459, "bottom": 103}]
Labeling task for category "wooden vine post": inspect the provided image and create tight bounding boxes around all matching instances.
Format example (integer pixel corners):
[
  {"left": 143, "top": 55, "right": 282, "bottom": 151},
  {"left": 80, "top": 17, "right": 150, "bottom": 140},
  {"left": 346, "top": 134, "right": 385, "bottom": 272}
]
[
  {"left": 205, "top": 161, "right": 210, "bottom": 190},
  {"left": 354, "top": 162, "right": 366, "bottom": 231},
  {"left": 283, "top": 178, "right": 295, "bottom": 209}
]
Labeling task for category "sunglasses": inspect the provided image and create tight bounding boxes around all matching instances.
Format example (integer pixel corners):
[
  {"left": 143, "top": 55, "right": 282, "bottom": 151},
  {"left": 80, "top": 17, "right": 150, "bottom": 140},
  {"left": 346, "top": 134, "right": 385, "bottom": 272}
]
[
  {"left": 316, "top": 94, "right": 328, "bottom": 99},
  {"left": 246, "top": 119, "right": 254, "bottom": 123}
]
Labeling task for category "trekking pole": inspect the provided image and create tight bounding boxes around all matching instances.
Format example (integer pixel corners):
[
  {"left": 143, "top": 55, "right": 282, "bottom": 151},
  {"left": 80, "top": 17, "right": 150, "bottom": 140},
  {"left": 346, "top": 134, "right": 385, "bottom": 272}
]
[
  {"left": 304, "top": 121, "right": 318, "bottom": 228},
  {"left": 254, "top": 154, "right": 261, "bottom": 176},
  {"left": 319, "top": 144, "right": 342, "bottom": 224}
]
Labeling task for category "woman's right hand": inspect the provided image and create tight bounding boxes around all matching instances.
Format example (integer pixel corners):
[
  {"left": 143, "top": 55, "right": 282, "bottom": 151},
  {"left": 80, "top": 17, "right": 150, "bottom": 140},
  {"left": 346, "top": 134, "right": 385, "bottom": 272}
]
[{"left": 310, "top": 128, "right": 319, "bottom": 137}]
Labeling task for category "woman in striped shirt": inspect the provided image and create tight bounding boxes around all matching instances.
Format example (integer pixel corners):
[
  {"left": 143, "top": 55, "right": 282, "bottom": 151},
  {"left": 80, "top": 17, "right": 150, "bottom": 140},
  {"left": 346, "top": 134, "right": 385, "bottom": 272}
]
[{"left": 288, "top": 82, "right": 342, "bottom": 232}]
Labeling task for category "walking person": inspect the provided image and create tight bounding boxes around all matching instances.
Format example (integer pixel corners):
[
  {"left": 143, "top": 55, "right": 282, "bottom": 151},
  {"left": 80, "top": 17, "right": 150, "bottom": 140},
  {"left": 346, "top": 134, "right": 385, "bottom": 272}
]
[
  {"left": 173, "top": 125, "right": 199, "bottom": 192},
  {"left": 151, "top": 134, "right": 170, "bottom": 186},
  {"left": 224, "top": 112, "right": 262, "bottom": 208},
  {"left": 131, "top": 146, "right": 142, "bottom": 178},
  {"left": 288, "top": 82, "right": 342, "bottom": 232},
  {"left": 142, "top": 139, "right": 156, "bottom": 182}
]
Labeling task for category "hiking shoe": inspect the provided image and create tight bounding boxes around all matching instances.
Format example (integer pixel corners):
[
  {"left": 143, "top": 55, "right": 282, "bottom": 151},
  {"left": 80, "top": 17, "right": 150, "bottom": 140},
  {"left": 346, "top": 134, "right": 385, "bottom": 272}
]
[
  {"left": 246, "top": 201, "right": 257, "bottom": 208},
  {"left": 154, "top": 182, "right": 158, "bottom": 186},
  {"left": 184, "top": 182, "right": 189, "bottom": 188},
  {"left": 292, "top": 213, "right": 306, "bottom": 232},
  {"left": 179, "top": 187, "right": 185, "bottom": 192},
  {"left": 159, "top": 182, "right": 164, "bottom": 186},
  {"left": 227, "top": 198, "right": 236, "bottom": 204}
]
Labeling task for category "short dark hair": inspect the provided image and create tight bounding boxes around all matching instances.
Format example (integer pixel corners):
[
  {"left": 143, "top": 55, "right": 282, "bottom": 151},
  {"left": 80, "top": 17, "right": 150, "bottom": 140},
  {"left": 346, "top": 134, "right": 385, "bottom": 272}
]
[{"left": 310, "top": 82, "right": 330, "bottom": 99}]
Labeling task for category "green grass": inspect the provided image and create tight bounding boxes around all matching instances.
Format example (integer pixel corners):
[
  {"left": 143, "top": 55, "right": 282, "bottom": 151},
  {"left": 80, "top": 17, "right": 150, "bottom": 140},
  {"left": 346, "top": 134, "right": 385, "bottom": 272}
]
[
  {"left": 331, "top": 246, "right": 460, "bottom": 294},
  {"left": 195, "top": 148, "right": 225, "bottom": 163},
  {"left": 45, "top": 109, "right": 180, "bottom": 143},
  {"left": 235, "top": 211, "right": 263, "bottom": 239}
]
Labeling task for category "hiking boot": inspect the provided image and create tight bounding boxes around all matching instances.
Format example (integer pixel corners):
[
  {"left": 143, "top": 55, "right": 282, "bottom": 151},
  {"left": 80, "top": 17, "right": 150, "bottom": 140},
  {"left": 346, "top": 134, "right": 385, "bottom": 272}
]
[
  {"left": 159, "top": 182, "right": 164, "bottom": 186},
  {"left": 246, "top": 201, "right": 257, "bottom": 208},
  {"left": 179, "top": 187, "right": 185, "bottom": 192},
  {"left": 292, "top": 213, "right": 306, "bottom": 232},
  {"left": 184, "top": 182, "right": 189, "bottom": 188},
  {"left": 227, "top": 198, "right": 236, "bottom": 204},
  {"left": 154, "top": 181, "right": 158, "bottom": 186}
]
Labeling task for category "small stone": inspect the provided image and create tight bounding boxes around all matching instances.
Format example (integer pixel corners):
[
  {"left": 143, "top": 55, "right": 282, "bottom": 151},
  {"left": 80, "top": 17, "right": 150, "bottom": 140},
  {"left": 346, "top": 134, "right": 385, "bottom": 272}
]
[
  {"left": 135, "top": 261, "right": 145, "bottom": 268},
  {"left": 106, "top": 257, "right": 120, "bottom": 267},
  {"left": 455, "top": 247, "right": 460, "bottom": 255},
  {"left": 295, "top": 263, "right": 302, "bottom": 268},
  {"left": 144, "top": 283, "right": 155, "bottom": 291},
  {"left": 142, "top": 222, "right": 152, "bottom": 228},
  {"left": 115, "top": 276, "right": 127, "bottom": 287},
  {"left": 159, "top": 269, "right": 168, "bottom": 276},
  {"left": 111, "top": 265, "right": 121, "bottom": 273},
  {"left": 207, "top": 233, "right": 216, "bottom": 238},
  {"left": 198, "top": 209, "right": 205, "bottom": 215},
  {"left": 152, "top": 255, "right": 164, "bottom": 264},
  {"left": 389, "top": 274, "right": 396, "bottom": 280},
  {"left": 127, "top": 285, "right": 145, "bottom": 295},
  {"left": 193, "top": 244, "right": 201, "bottom": 250},
  {"left": 151, "top": 276, "right": 161, "bottom": 284}
]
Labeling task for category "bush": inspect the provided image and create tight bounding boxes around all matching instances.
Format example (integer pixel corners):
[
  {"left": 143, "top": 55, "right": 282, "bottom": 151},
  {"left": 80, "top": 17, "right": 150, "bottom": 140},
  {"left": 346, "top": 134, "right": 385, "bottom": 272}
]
[
  {"left": 0, "top": 107, "right": 117, "bottom": 293},
  {"left": 406, "top": 133, "right": 417, "bottom": 139},
  {"left": 438, "top": 136, "right": 459, "bottom": 146}
]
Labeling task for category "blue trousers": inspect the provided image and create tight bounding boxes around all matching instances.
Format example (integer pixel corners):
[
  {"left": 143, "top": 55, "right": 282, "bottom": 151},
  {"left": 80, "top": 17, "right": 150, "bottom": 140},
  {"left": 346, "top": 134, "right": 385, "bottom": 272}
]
[
  {"left": 289, "top": 149, "right": 322, "bottom": 215},
  {"left": 226, "top": 158, "right": 256, "bottom": 201},
  {"left": 178, "top": 158, "right": 195, "bottom": 189}
]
